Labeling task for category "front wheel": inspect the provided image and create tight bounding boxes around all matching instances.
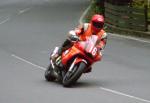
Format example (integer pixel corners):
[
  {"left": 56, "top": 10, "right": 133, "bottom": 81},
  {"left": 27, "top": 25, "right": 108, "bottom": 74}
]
[{"left": 62, "top": 62, "right": 86, "bottom": 87}]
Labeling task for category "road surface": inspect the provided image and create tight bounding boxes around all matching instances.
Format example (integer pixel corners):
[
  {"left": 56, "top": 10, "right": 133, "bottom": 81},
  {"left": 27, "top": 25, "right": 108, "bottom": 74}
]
[{"left": 0, "top": 0, "right": 150, "bottom": 103}]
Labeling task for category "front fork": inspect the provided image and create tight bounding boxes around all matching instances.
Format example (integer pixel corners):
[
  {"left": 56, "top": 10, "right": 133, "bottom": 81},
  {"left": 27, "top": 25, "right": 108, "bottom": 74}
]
[{"left": 68, "top": 57, "right": 87, "bottom": 72}]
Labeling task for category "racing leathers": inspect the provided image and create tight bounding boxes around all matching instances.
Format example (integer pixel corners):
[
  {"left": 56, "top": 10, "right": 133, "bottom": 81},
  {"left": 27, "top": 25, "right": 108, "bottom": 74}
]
[{"left": 52, "top": 23, "right": 107, "bottom": 68}]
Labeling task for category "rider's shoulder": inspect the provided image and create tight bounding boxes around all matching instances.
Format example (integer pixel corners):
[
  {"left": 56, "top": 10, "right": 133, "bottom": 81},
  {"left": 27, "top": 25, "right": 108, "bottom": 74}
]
[{"left": 83, "top": 23, "right": 90, "bottom": 31}]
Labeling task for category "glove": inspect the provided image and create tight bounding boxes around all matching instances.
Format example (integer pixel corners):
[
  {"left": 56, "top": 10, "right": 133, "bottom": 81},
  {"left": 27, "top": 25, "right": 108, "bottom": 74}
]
[
  {"left": 70, "top": 35, "right": 79, "bottom": 42},
  {"left": 68, "top": 30, "right": 80, "bottom": 42}
]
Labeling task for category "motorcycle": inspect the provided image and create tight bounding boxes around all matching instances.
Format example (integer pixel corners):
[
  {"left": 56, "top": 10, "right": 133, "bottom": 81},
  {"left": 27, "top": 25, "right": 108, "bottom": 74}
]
[{"left": 45, "top": 35, "right": 101, "bottom": 87}]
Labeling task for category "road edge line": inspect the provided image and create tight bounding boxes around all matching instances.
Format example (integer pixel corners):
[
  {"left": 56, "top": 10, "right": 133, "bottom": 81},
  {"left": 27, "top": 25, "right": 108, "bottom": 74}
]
[
  {"left": 100, "top": 87, "right": 150, "bottom": 103},
  {"left": 12, "top": 54, "right": 46, "bottom": 71}
]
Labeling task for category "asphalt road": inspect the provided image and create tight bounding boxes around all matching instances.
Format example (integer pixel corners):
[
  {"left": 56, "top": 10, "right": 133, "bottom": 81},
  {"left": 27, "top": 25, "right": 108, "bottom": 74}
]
[{"left": 0, "top": 0, "right": 150, "bottom": 103}]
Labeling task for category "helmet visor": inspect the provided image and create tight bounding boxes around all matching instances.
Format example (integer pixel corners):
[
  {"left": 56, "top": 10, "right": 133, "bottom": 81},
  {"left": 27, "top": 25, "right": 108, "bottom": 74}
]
[{"left": 92, "top": 21, "right": 104, "bottom": 28}]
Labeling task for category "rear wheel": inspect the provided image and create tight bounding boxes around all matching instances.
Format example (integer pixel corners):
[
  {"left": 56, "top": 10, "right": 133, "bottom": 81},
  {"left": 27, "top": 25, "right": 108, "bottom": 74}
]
[
  {"left": 63, "top": 62, "right": 86, "bottom": 87},
  {"left": 45, "top": 64, "right": 56, "bottom": 81}
]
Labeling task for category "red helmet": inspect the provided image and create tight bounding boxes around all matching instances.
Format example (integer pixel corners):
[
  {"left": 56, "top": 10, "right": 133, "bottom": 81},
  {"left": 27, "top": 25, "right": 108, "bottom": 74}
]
[{"left": 91, "top": 14, "right": 104, "bottom": 33}]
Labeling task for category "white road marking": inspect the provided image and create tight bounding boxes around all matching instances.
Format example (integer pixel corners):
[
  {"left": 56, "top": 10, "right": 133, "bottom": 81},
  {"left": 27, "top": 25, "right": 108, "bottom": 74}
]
[
  {"left": 0, "top": 17, "right": 10, "bottom": 25},
  {"left": 100, "top": 87, "right": 150, "bottom": 103},
  {"left": 109, "top": 33, "right": 150, "bottom": 44},
  {"left": 0, "top": 7, "right": 31, "bottom": 25},
  {"left": 11, "top": 54, "right": 46, "bottom": 71},
  {"left": 18, "top": 8, "right": 31, "bottom": 15}
]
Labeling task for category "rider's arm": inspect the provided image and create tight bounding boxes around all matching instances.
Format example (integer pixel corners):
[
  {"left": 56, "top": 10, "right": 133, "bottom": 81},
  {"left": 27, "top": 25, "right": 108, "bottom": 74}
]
[
  {"left": 67, "top": 24, "right": 83, "bottom": 40},
  {"left": 67, "top": 23, "right": 89, "bottom": 41},
  {"left": 74, "top": 23, "right": 89, "bottom": 35},
  {"left": 74, "top": 24, "right": 84, "bottom": 35},
  {"left": 97, "top": 32, "right": 107, "bottom": 50},
  {"left": 67, "top": 30, "right": 79, "bottom": 42},
  {"left": 67, "top": 24, "right": 83, "bottom": 41}
]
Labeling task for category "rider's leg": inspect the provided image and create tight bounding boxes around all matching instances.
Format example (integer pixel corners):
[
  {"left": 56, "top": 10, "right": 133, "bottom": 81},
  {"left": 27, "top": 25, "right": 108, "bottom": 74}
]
[
  {"left": 51, "top": 39, "right": 72, "bottom": 81},
  {"left": 51, "top": 39, "right": 72, "bottom": 61},
  {"left": 58, "top": 39, "right": 72, "bottom": 55}
]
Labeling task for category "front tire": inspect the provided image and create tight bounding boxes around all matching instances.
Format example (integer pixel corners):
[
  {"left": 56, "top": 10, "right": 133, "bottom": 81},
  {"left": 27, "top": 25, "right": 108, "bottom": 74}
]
[{"left": 62, "top": 62, "right": 86, "bottom": 87}]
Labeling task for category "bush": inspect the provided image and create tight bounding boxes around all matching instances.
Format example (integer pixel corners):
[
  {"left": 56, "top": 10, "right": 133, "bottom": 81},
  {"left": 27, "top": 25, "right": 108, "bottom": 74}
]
[{"left": 132, "top": 0, "right": 145, "bottom": 8}]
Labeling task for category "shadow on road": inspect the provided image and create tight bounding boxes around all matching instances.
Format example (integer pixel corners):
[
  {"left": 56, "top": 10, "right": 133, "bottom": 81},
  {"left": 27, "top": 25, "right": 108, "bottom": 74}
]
[{"left": 42, "top": 79, "right": 102, "bottom": 88}]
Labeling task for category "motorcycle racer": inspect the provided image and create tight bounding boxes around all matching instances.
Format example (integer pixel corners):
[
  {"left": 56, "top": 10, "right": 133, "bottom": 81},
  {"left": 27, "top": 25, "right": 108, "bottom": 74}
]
[{"left": 51, "top": 14, "right": 107, "bottom": 72}]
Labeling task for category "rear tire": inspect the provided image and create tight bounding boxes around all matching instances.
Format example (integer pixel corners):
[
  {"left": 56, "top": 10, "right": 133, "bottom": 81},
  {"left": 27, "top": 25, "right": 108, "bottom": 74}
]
[
  {"left": 62, "top": 62, "right": 86, "bottom": 87},
  {"left": 45, "top": 64, "right": 56, "bottom": 81}
]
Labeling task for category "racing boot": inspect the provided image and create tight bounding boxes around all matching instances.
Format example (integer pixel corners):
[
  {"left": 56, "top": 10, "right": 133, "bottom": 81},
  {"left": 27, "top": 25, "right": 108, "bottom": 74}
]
[
  {"left": 51, "top": 47, "right": 62, "bottom": 62},
  {"left": 50, "top": 47, "right": 64, "bottom": 82}
]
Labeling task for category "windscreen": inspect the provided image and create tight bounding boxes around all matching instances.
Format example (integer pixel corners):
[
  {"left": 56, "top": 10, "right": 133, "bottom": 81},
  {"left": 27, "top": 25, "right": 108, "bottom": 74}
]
[{"left": 84, "top": 35, "right": 98, "bottom": 53}]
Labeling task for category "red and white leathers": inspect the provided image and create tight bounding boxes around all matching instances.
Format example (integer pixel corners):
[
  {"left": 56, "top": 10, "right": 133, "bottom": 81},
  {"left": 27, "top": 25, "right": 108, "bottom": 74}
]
[
  {"left": 68, "top": 23, "right": 107, "bottom": 60},
  {"left": 50, "top": 14, "right": 107, "bottom": 76}
]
